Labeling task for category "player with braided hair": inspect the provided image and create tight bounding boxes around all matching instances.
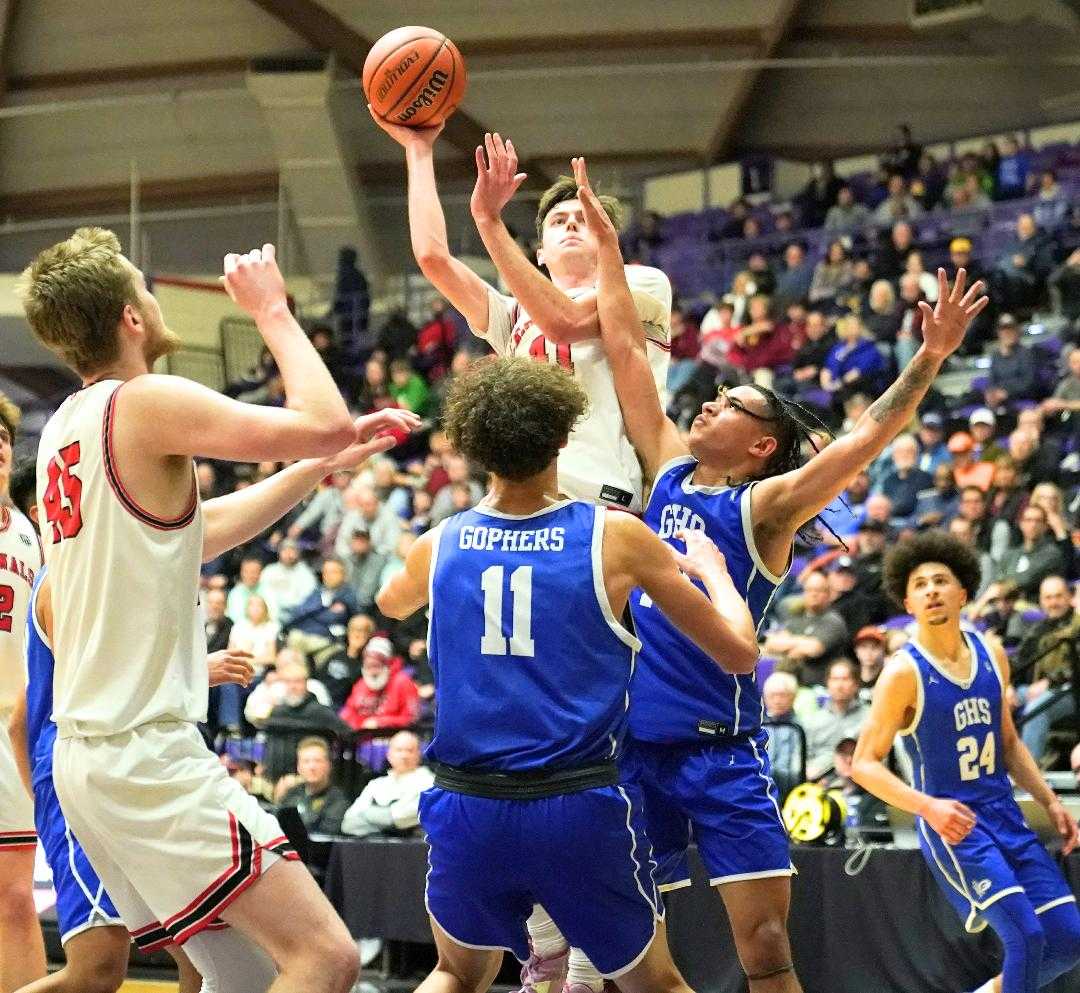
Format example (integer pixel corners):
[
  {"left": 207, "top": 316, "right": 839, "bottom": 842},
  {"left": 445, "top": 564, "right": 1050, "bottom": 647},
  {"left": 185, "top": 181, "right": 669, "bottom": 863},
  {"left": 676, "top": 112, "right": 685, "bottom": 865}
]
[{"left": 521, "top": 158, "right": 989, "bottom": 993}]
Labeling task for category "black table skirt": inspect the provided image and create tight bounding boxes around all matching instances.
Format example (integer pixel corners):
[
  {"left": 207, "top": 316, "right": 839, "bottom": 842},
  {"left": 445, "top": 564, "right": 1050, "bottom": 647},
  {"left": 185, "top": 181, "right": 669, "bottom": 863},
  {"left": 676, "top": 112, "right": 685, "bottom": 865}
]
[{"left": 325, "top": 838, "right": 1080, "bottom": 993}]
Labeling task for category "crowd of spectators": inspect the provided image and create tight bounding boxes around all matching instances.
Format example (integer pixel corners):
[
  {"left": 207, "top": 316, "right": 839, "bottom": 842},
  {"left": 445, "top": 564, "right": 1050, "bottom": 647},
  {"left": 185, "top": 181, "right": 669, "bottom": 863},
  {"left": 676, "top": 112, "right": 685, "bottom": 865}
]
[{"left": 205, "top": 129, "right": 1080, "bottom": 852}]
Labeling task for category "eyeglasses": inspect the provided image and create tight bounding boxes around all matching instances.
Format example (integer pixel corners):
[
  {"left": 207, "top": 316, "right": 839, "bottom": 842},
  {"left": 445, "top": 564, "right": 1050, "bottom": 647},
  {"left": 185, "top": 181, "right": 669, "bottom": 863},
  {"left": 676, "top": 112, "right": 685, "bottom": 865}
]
[{"left": 718, "top": 387, "right": 778, "bottom": 423}]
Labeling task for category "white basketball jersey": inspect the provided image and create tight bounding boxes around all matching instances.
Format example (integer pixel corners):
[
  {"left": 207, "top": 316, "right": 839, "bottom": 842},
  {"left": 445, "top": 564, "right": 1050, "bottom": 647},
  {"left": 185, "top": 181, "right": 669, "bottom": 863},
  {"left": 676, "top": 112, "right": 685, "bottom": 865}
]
[
  {"left": 0, "top": 505, "right": 41, "bottom": 711},
  {"left": 36, "top": 380, "right": 206, "bottom": 737},
  {"left": 474, "top": 264, "right": 672, "bottom": 513}
]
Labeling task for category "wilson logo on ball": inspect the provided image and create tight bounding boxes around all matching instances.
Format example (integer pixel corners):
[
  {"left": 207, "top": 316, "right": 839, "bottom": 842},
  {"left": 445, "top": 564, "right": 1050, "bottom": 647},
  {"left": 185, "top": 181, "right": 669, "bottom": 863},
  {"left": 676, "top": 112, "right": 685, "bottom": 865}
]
[
  {"left": 396, "top": 69, "right": 449, "bottom": 122},
  {"left": 376, "top": 50, "right": 421, "bottom": 103}
]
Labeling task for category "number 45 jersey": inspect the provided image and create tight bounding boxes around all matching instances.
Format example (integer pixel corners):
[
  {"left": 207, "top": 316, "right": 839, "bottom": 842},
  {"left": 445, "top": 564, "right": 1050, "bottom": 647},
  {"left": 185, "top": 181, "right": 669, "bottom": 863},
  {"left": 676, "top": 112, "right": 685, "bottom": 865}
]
[
  {"left": 898, "top": 630, "right": 1013, "bottom": 805},
  {"left": 36, "top": 380, "right": 207, "bottom": 738},
  {"left": 425, "top": 501, "right": 640, "bottom": 772}
]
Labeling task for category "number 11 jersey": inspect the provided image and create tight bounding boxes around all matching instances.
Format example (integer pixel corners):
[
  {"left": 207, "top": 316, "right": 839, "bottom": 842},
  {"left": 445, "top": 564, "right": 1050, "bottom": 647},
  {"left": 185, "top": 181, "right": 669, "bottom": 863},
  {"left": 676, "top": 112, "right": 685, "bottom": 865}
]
[
  {"left": 425, "top": 501, "right": 640, "bottom": 772},
  {"left": 898, "top": 630, "right": 1013, "bottom": 805}
]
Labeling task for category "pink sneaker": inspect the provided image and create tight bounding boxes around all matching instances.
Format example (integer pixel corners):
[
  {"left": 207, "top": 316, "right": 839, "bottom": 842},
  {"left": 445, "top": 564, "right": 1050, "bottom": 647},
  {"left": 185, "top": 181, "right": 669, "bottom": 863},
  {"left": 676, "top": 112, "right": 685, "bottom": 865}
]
[{"left": 514, "top": 948, "right": 569, "bottom": 993}]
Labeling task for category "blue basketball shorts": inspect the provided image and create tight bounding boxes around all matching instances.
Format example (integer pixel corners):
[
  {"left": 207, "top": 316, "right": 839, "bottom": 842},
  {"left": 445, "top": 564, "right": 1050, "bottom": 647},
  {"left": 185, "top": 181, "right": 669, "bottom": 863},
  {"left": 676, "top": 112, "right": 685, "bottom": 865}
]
[
  {"left": 622, "top": 730, "right": 794, "bottom": 890},
  {"left": 34, "top": 773, "right": 123, "bottom": 945},
  {"left": 917, "top": 797, "right": 1076, "bottom": 934},
  {"left": 419, "top": 783, "right": 662, "bottom": 977}
]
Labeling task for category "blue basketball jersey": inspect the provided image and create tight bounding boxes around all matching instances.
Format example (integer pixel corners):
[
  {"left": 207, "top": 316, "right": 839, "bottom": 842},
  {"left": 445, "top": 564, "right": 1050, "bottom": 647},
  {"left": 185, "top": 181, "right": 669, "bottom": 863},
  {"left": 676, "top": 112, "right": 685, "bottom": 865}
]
[
  {"left": 899, "top": 630, "right": 1013, "bottom": 805},
  {"left": 629, "top": 458, "right": 786, "bottom": 743},
  {"left": 425, "top": 501, "right": 640, "bottom": 772},
  {"left": 23, "top": 568, "right": 55, "bottom": 793}
]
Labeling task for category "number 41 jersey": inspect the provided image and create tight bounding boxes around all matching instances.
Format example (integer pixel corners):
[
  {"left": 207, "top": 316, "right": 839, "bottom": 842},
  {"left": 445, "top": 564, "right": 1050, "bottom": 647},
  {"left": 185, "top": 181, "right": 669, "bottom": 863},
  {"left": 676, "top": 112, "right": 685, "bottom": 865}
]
[
  {"left": 898, "top": 630, "right": 1013, "bottom": 806},
  {"left": 426, "top": 501, "right": 640, "bottom": 773}
]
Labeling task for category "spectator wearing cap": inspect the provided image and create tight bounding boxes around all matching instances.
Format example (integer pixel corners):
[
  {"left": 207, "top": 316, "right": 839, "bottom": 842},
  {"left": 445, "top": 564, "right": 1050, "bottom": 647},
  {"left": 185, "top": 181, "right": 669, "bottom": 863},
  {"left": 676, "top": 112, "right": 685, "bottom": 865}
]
[
  {"left": 996, "top": 505, "right": 1067, "bottom": 599},
  {"left": 873, "top": 434, "right": 932, "bottom": 529},
  {"left": 803, "top": 659, "right": 870, "bottom": 780},
  {"left": 824, "top": 186, "right": 871, "bottom": 231},
  {"left": 275, "top": 737, "right": 351, "bottom": 835},
  {"left": 342, "top": 527, "right": 387, "bottom": 611},
  {"left": 915, "top": 412, "right": 951, "bottom": 474},
  {"left": 1013, "top": 575, "right": 1080, "bottom": 761},
  {"left": 853, "top": 628, "right": 887, "bottom": 697},
  {"left": 773, "top": 242, "right": 815, "bottom": 311},
  {"left": 853, "top": 520, "right": 888, "bottom": 595},
  {"left": 282, "top": 557, "right": 360, "bottom": 657},
  {"left": 765, "top": 570, "right": 850, "bottom": 687},
  {"left": 992, "top": 214, "right": 1054, "bottom": 315},
  {"left": 341, "top": 731, "right": 435, "bottom": 838},
  {"left": 985, "top": 314, "right": 1041, "bottom": 412},
  {"left": 948, "top": 434, "right": 995, "bottom": 492},
  {"left": 915, "top": 463, "right": 959, "bottom": 529},
  {"left": 827, "top": 556, "right": 887, "bottom": 635},
  {"left": 339, "top": 637, "right": 421, "bottom": 733},
  {"left": 821, "top": 315, "right": 888, "bottom": 409},
  {"left": 260, "top": 539, "right": 318, "bottom": 619},
  {"left": 966, "top": 409, "right": 1005, "bottom": 463}
]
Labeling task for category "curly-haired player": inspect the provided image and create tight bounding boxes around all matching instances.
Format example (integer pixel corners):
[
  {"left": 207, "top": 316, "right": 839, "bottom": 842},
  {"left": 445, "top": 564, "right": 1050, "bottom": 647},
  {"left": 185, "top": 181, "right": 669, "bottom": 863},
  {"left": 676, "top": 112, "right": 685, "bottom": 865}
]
[
  {"left": 853, "top": 531, "right": 1080, "bottom": 993},
  {"left": 377, "top": 357, "right": 762, "bottom": 993}
]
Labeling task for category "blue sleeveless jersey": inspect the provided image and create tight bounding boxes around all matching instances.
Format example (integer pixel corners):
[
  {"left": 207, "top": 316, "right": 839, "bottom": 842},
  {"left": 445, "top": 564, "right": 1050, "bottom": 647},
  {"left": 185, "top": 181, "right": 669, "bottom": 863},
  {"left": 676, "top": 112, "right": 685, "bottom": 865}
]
[
  {"left": 23, "top": 569, "right": 55, "bottom": 794},
  {"left": 425, "top": 501, "right": 640, "bottom": 771},
  {"left": 629, "top": 458, "right": 786, "bottom": 743},
  {"left": 899, "top": 630, "right": 1013, "bottom": 805}
]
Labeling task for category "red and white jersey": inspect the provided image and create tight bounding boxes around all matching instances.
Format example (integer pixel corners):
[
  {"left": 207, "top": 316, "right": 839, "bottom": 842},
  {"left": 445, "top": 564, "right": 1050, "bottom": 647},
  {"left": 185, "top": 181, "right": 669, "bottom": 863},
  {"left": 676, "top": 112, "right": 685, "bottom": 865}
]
[
  {"left": 36, "top": 380, "right": 206, "bottom": 738},
  {"left": 472, "top": 265, "right": 672, "bottom": 513},
  {"left": 0, "top": 505, "right": 41, "bottom": 712}
]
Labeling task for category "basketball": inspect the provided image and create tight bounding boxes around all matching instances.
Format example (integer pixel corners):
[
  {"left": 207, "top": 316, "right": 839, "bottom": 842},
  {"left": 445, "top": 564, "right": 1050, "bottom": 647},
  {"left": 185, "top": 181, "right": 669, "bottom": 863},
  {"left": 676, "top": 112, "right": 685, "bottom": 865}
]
[{"left": 363, "top": 26, "right": 467, "bottom": 129}]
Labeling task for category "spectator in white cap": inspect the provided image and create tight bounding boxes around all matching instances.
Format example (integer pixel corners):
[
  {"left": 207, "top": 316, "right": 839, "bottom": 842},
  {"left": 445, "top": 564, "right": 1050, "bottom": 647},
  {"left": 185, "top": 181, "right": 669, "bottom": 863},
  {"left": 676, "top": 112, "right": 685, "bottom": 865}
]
[
  {"left": 969, "top": 407, "right": 1005, "bottom": 462},
  {"left": 339, "top": 636, "right": 420, "bottom": 733}
]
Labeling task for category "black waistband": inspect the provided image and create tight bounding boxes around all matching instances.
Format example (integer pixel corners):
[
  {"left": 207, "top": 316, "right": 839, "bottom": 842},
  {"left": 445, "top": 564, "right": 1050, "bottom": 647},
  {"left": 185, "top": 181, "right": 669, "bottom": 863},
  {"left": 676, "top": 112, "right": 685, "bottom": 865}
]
[{"left": 430, "top": 760, "right": 619, "bottom": 799}]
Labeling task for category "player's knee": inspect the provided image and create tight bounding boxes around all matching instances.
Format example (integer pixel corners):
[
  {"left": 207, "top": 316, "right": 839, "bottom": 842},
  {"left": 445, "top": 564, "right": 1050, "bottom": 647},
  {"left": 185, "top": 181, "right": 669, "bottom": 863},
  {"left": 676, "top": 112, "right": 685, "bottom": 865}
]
[
  {"left": 735, "top": 915, "right": 791, "bottom": 976},
  {"left": 316, "top": 933, "right": 360, "bottom": 991},
  {"left": 70, "top": 955, "right": 128, "bottom": 993}
]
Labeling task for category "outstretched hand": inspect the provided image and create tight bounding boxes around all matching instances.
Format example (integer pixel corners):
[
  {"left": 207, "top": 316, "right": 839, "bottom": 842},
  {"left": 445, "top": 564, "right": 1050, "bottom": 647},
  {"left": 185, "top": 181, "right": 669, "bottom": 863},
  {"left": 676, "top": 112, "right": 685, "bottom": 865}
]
[
  {"left": 572, "top": 156, "right": 618, "bottom": 247},
  {"left": 918, "top": 268, "right": 989, "bottom": 359},
  {"left": 207, "top": 650, "right": 255, "bottom": 688},
  {"left": 671, "top": 528, "right": 730, "bottom": 584},
  {"left": 321, "top": 410, "right": 422, "bottom": 472},
  {"left": 471, "top": 132, "right": 527, "bottom": 223}
]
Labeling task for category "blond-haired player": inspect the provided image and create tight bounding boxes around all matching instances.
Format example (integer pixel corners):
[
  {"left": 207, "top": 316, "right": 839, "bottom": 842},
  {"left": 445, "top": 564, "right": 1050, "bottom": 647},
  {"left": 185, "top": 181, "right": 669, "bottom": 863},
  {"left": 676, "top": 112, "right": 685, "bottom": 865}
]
[
  {"left": 0, "top": 393, "right": 47, "bottom": 992},
  {"left": 22, "top": 228, "right": 417, "bottom": 993},
  {"left": 372, "top": 115, "right": 671, "bottom": 514}
]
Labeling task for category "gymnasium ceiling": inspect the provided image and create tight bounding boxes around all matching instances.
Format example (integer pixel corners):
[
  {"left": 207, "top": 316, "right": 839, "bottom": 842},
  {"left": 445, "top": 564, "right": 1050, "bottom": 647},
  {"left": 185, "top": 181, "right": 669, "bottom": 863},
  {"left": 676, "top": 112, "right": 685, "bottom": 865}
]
[{"left": 2, "top": 0, "right": 1080, "bottom": 217}]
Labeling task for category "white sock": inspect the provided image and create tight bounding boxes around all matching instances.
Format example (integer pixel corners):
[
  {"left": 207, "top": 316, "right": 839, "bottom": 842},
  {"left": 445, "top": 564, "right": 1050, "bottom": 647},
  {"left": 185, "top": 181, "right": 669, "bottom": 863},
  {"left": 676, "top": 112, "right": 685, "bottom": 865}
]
[
  {"left": 968, "top": 981, "right": 996, "bottom": 993},
  {"left": 566, "top": 947, "right": 605, "bottom": 991},
  {"left": 526, "top": 905, "right": 569, "bottom": 959}
]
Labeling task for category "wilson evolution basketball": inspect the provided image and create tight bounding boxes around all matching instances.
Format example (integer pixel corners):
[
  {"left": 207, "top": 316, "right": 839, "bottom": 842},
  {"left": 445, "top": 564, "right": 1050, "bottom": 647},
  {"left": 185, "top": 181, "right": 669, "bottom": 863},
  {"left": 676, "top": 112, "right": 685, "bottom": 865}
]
[{"left": 363, "top": 26, "right": 467, "bottom": 128}]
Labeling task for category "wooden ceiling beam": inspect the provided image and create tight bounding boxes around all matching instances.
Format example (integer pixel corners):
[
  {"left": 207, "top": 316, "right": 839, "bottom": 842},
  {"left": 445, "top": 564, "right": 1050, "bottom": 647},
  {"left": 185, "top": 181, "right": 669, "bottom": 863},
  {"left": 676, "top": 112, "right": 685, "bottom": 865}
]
[
  {"left": 706, "top": 0, "right": 805, "bottom": 164},
  {"left": 9, "top": 57, "right": 250, "bottom": 92},
  {"left": 245, "top": 0, "right": 554, "bottom": 185}
]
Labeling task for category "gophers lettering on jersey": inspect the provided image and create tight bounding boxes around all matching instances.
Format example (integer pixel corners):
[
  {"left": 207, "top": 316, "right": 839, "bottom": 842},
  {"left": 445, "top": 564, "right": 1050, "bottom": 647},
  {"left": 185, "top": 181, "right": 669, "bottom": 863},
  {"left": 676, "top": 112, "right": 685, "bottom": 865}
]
[
  {"left": 657, "top": 503, "right": 706, "bottom": 539},
  {"left": 458, "top": 524, "right": 566, "bottom": 553}
]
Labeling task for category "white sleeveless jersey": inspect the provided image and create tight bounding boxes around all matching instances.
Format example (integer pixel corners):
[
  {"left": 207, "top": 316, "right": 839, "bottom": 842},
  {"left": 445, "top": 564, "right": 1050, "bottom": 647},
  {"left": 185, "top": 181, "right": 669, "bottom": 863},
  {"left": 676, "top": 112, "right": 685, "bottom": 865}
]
[
  {"left": 0, "top": 505, "right": 41, "bottom": 711},
  {"left": 473, "top": 264, "right": 671, "bottom": 513},
  {"left": 36, "top": 380, "right": 206, "bottom": 737}
]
